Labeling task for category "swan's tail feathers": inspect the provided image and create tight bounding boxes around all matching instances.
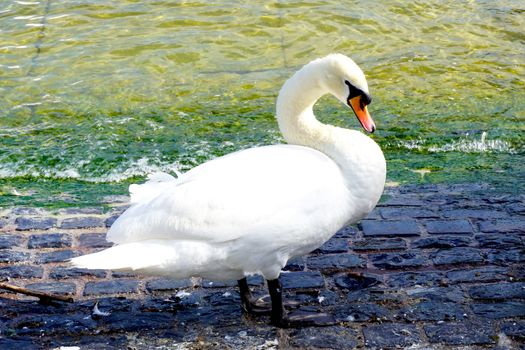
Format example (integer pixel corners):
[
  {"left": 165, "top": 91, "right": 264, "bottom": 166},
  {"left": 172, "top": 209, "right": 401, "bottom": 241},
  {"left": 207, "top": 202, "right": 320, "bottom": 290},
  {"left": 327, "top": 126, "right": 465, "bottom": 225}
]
[
  {"left": 129, "top": 171, "right": 178, "bottom": 204},
  {"left": 70, "top": 242, "right": 175, "bottom": 271}
]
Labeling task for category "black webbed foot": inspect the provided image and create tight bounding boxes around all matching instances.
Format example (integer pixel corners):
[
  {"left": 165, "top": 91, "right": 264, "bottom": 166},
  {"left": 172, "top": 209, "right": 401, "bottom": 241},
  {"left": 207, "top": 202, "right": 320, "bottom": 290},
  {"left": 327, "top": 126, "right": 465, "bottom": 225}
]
[
  {"left": 239, "top": 276, "right": 335, "bottom": 327},
  {"left": 267, "top": 278, "right": 335, "bottom": 328},
  {"left": 237, "top": 277, "right": 271, "bottom": 315}
]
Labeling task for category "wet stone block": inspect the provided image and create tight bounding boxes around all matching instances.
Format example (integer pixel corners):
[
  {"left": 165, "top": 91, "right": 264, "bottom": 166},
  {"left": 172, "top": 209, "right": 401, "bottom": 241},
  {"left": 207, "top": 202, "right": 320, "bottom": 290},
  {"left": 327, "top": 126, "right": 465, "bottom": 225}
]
[
  {"left": 506, "top": 202, "right": 525, "bottom": 215},
  {"left": 286, "top": 307, "right": 335, "bottom": 326},
  {"left": 78, "top": 233, "right": 112, "bottom": 248},
  {"left": 62, "top": 207, "right": 104, "bottom": 215},
  {"left": 111, "top": 271, "right": 138, "bottom": 278},
  {"left": 442, "top": 209, "right": 508, "bottom": 219},
  {"left": 398, "top": 301, "right": 466, "bottom": 321},
  {"left": 105, "top": 214, "right": 120, "bottom": 227},
  {"left": 140, "top": 296, "right": 181, "bottom": 312},
  {"left": 379, "top": 197, "right": 426, "bottom": 206},
  {"left": 174, "top": 290, "right": 206, "bottom": 307},
  {"left": 102, "top": 312, "right": 180, "bottom": 333},
  {"left": 487, "top": 249, "right": 525, "bottom": 264},
  {"left": 102, "top": 195, "right": 129, "bottom": 204},
  {"left": 28, "top": 233, "right": 71, "bottom": 249},
  {"left": 201, "top": 280, "right": 237, "bottom": 288},
  {"left": 471, "top": 301, "right": 525, "bottom": 318},
  {"left": 1, "top": 299, "right": 57, "bottom": 318},
  {"left": 405, "top": 286, "right": 465, "bottom": 303},
  {"left": 11, "top": 207, "right": 43, "bottom": 215},
  {"left": 424, "top": 322, "right": 495, "bottom": 345},
  {"left": 468, "top": 282, "right": 525, "bottom": 300},
  {"left": 283, "top": 256, "right": 305, "bottom": 271},
  {"left": 345, "top": 289, "right": 375, "bottom": 303},
  {"left": 387, "top": 271, "right": 443, "bottom": 287},
  {"left": 363, "top": 323, "right": 421, "bottom": 349},
  {"left": 12, "top": 314, "right": 98, "bottom": 338},
  {"left": 412, "top": 236, "right": 471, "bottom": 249},
  {"left": 475, "top": 233, "right": 523, "bottom": 249},
  {"left": 146, "top": 278, "right": 193, "bottom": 292},
  {"left": 180, "top": 303, "right": 242, "bottom": 326},
  {"left": 287, "top": 293, "right": 317, "bottom": 305},
  {"left": 281, "top": 271, "right": 324, "bottom": 289},
  {"left": 0, "top": 338, "right": 38, "bottom": 350},
  {"left": 352, "top": 238, "right": 407, "bottom": 251},
  {"left": 0, "top": 266, "right": 43, "bottom": 278},
  {"left": 447, "top": 183, "right": 489, "bottom": 192},
  {"left": 335, "top": 302, "right": 390, "bottom": 322},
  {"left": 25, "top": 282, "right": 76, "bottom": 295},
  {"left": 313, "top": 238, "right": 349, "bottom": 253},
  {"left": 0, "top": 250, "right": 29, "bottom": 263},
  {"left": 84, "top": 280, "right": 139, "bottom": 296},
  {"left": 483, "top": 193, "right": 515, "bottom": 204},
  {"left": 318, "top": 289, "right": 339, "bottom": 305},
  {"left": 60, "top": 216, "right": 104, "bottom": 229},
  {"left": 380, "top": 207, "right": 438, "bottom": 219},
  {"left": 509, "top": 265, "right": 525, "bottom": 281},
  {"left": 361, "top": 220, "right": 421, "bottom": 237},
  {"left": 90, "top": 296, "right": 135, "bottom": 312},
  {"left": 307, "top": 253, "right": 365, "bottom": 270},
  {"left": 289, "top": 326, "right": 358, "bottom": 349},
  {"left": 50, "top": 267, "right": 106, "bottom": 279},
  {"left": 431, "top": 247, "right": 483, "bottom": 265},
  {"left": 15, "top": 217, "right": 57, "bottom": 231},
  {"left": 370, "top": 251, "right": 427, "bottom": 269},
  {"left": 334, "top": 225, "right": 358, "bottom": 238},
  {"left": 59, "top": 336, "right": 128, "bottom": 349},
  {"left": 204, "top": 291, "right": 240, "bottom": 307},
  {"left": 364, "top": 208, "right": 381, "bottom": 219},
  {"left": 35, "top": 250, "right": 76, "bottom": 263},
  {"left": 246, "top": 274, "right": 264, "bottom": 286},
  {"left": 479, "top": 219, "right": 525, "bottom": 233},
  {"left": 446, "top": 267, "right": 507, "bottom": 283},
  {"left": 501, "top": 321, "right": 525, "bottom": 340},
  {"left": 425, "top": 219, "right": 472, "bottom": 234},
  {"left": 334, "top": 273, "right": 381, "bottom": 290},
  {"left": 0, "top": 234, "right": 23, "bottom": 249}
]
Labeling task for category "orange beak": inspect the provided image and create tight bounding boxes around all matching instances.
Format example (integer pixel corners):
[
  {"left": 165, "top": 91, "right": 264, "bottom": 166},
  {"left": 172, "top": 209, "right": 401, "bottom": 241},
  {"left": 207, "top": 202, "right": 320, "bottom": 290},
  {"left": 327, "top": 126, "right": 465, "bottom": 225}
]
[{"left": 348, "top": 96, "right": 375, "bottom": 133}]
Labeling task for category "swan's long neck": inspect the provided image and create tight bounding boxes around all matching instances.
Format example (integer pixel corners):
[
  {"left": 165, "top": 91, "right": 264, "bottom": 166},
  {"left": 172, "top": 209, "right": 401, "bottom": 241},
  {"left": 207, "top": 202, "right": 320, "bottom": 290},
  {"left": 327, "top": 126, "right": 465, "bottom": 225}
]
[
  {"left": 276, "top": 60, "right": 350, "bottom": 169},
  {"left": 276, "top": 62, "right": 330, "bottom": 149},
  {"left": 275, "top": 61, "right": 386, "bottom": 218}
]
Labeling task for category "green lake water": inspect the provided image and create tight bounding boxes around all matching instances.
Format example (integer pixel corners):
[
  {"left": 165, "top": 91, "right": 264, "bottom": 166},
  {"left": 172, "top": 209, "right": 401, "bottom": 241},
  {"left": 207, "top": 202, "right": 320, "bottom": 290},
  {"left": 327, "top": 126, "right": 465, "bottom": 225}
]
[{"left": 1, "top": 1, "right": 524, "bottom": 207}]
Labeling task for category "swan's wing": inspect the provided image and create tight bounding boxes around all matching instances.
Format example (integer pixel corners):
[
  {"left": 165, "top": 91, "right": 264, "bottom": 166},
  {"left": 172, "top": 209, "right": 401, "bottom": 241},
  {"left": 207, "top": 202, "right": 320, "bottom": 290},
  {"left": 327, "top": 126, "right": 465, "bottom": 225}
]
[{"left": 106, "top": 145, "right": 348, "bottom": 244}]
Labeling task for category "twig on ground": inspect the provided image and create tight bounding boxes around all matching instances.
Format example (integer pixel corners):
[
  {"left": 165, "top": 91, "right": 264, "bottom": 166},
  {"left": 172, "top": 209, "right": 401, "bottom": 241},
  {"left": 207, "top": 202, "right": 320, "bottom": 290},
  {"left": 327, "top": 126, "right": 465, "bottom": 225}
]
[{"left": 0, "top": 283, "right": 74, "bottom": 303}]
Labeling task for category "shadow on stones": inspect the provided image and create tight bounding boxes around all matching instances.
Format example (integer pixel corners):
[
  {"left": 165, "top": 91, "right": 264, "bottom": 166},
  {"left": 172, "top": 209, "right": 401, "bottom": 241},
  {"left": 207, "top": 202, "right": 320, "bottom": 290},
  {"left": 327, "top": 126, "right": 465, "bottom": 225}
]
[{"left": 334, "top": 273, "right": 381, "bottom": 290}]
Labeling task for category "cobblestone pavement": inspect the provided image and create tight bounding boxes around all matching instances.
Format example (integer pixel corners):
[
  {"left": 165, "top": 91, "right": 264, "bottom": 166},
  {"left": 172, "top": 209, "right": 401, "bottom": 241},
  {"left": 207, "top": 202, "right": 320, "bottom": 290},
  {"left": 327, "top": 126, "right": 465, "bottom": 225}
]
[{"left": 0, "top": 183, "right": 523, "bottom": 349}]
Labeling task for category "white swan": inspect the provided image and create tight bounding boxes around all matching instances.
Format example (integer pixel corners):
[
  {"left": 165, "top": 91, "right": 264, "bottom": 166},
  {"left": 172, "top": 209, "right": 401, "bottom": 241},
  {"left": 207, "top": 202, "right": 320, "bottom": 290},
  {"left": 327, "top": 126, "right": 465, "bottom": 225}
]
[{"left": 72, "top": 54, "right": 386, "bottom": 327}]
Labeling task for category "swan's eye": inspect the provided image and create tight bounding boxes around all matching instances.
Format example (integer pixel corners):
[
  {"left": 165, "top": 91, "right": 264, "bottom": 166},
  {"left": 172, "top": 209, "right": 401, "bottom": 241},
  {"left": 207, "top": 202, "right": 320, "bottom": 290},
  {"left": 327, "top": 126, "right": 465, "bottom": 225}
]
[
  {"left": 344, "top": 80, "right": 361, "bottom": 100},
  {"left": 344, "top": 80, "right": 372, "bottom": 108}
]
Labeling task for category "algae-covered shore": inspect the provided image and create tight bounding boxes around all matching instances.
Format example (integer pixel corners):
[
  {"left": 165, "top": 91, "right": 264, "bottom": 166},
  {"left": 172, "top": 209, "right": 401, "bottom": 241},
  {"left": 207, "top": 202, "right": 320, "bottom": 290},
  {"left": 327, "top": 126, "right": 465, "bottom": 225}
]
[{"left": 1, "top": 1, "right": 524, "bottom": 208}]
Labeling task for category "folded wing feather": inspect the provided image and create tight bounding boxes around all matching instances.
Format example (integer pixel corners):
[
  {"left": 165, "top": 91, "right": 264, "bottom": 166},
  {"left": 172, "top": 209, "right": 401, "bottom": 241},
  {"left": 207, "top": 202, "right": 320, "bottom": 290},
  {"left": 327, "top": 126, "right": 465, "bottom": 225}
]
[{"left": 106, "top": 145, "right": 346, "bottom": 245}]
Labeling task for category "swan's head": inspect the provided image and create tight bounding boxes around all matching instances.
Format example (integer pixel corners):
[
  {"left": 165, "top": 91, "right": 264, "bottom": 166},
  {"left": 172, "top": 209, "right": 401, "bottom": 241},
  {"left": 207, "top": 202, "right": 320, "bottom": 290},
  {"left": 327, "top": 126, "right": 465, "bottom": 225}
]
[{"left": 318, "top": 54, "right": 375, "bottom": 133}]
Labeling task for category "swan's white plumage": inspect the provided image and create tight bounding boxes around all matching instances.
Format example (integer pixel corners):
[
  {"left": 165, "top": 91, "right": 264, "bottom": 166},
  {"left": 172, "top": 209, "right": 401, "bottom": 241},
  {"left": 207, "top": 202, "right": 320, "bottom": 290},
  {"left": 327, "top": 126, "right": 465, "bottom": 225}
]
[
  {"left": 108, "top": 145, "right": 347, "bottom": 244},
  {"left": 128, "top": 172, "right": 176, "bottom": 204},
  {"left": 72, "top": 54, "right": 386, "bottom": 281}
]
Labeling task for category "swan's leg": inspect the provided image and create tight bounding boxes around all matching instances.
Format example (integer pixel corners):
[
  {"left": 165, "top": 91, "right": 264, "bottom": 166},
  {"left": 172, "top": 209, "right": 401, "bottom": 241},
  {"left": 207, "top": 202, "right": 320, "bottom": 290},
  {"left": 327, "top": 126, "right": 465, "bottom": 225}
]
[
  {"left": 267, "top": 277, "right": 335, "bottom": 328},
  {"left": 237, "top": 277, "right": 271, "bottom": 315},
  {"left": 267, "top": 278, "right": 284, "bottom": 325}
]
